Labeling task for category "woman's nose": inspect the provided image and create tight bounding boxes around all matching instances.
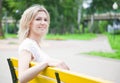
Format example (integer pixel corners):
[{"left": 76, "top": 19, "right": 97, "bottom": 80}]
[{"left": 40, "top": 20, "right": 45, "bottom": 24}]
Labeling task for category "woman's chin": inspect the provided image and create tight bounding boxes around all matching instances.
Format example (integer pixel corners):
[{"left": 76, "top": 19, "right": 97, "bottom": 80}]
[{"left": 39, "top": 31, "right": 47, "bottom": 36}]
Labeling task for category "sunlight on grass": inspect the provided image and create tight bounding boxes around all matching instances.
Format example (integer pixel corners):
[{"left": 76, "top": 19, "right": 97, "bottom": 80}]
[
  {"left": 85, "top": 51, "right": 120, "bottom": 59},
  {"left": 46, "top": 33, "right": 97, "bottom": 40},
  {"left": 108, "top": 34, "right": 120, "bottom": 50},
  {"left": 4, "top": 33, "right": 96, "bottom": 40},
  {"left": 84, "top": 34, "right": 120, "bottom": 60},
  {"left": 5, "top": 33, "right": 17, "bottom": 38}
]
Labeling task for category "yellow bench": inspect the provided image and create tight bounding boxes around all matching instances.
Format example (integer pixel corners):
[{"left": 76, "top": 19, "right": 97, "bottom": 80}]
[{"left": 7, "top": 57, "right": 112, "bottom": 83}]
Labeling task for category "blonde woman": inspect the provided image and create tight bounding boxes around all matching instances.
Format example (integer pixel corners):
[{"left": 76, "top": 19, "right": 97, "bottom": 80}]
[{"left": 18, "top": 4, "right": 69, "bottom": 83}]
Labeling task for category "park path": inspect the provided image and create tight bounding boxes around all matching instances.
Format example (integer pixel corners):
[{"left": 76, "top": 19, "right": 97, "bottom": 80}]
[{"left": 0, "top": 35, "right": 120, "bottom": 83}]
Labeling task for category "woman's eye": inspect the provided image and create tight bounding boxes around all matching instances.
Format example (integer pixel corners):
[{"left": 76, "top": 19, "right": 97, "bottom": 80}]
[
  {"left": 44, "top": 18, "right": 48, "bottom": 21},
  {"left": 36, "top": 18, "right": 41, "bottom": 20},
  {"left": 35, "top": 18, "right": 48, "bottom": 22}
]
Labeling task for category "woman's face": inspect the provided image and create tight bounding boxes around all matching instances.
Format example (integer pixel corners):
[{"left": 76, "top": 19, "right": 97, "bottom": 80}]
[{"left": 29, "top": 11, "right": 49, "bottom": 37}]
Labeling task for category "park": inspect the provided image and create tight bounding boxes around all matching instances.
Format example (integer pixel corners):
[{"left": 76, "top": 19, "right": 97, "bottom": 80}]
[{"left": 0, "top": 0, "right": 120, "bottom": 83}]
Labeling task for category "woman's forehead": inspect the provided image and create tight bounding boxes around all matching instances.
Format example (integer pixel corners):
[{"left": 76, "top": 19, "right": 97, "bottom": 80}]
[{"left": 35, "top": 11, "right": 48, "bottom": 18}]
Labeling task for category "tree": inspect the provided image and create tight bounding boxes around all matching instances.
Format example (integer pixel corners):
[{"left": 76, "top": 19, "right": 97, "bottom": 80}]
[
  {"left": 0, "top": 0, "right": 4, "bottom": 38},
  {"left": 47, "top": 0, "right": 79, "bottom": 34},
  {"left": 3, "top": 0, "right": 80, "bottom": 34}
]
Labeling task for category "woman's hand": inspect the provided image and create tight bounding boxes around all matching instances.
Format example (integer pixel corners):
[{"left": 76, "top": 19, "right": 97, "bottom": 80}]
[
  {"left": 47, "top": 59, "right": 70, "bottom": 70},
  {"left": 55, "top": 61, "right": 70, "bottom": 70}
]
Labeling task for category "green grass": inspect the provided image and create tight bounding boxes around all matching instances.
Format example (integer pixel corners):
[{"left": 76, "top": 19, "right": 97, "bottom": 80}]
[
  {"left": 87, "top": 51, "right": 120, "bottom": 59},
  {"left": 5, "top": 33, "right": 17, "bottom": 38},
  {"left": 46, "top": 33, "right": 97, "bottom": 40},
  {"left": 85, "top": 34, "right": 120, "bottom": 60},
  {"left": 4, "top": 33, "right": 96, "bottom": 40},
  {"left": 108, "top": 34, "right": 120, "bottom": 51}
]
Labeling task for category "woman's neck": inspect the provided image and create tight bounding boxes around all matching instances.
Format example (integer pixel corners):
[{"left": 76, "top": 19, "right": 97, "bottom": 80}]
[{"left": 28, "top": 34, "right": 42, "bottom": 45}]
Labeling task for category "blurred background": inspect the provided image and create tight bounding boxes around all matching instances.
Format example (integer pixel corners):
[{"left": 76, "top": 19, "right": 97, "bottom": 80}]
[
  {"left": 0, "top": 0, "right": 120, "bottom": 59},
  {"left": 0, "top": 0, "right": 120, "bottom": 83},
  {"left": 0, "top": 0, "right": 120, "bottom": 35}
]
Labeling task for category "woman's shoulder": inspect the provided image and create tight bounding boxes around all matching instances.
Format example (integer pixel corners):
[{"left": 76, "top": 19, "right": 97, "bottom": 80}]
[
  {"left": 19, "top": 38, "right": 36, "bottom": 48},
  {"left": 18, "top": 38, "right": 37, "bottom": 53}
]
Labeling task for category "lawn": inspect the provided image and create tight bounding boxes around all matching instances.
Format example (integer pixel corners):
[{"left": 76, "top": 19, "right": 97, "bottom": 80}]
[
  {"left": 46, "top": 33, "right": 96, "bottom": 40},
  {"left": 4, "top": 33, "right": 97, "bottom": 40},
  {"left": 4, "top": 33, "right": 18, "bottom": 38},
  {"left": 85, "top": 34, "right": 120, "bottom": 60}
]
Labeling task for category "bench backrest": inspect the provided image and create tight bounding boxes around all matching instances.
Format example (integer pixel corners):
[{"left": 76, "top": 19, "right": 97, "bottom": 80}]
[{"left": 7, "top": 57, "right": 112, "bottom": 83}]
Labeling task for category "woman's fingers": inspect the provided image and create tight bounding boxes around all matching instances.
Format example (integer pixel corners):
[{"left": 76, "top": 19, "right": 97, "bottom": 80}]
[
  {"left": 56, "top": 61, "right": 70, "bottom": 70},
  {"left": 47, "top": 59, "right": 70, "bottom": 70}
]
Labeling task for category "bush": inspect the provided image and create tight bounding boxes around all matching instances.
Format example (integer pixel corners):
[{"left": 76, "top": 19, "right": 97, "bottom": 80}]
[
  {"left": 98, "top": 21, "right": 108, "bottom": 33},
  {"left": 91, "top": 21, "right": 109, "bottom": 33},
  {"left": 5, "top": 23, "right": 18, "bottom": 34}
]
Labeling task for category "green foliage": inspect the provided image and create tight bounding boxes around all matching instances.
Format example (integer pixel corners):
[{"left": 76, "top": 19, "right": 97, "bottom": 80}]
[
  {"left": 3, "top": 0, "right": 78, "bottom": 34},
  {"left": 87, "top": 0, "right": 117, "bottom": 14},
  {"left": 7, "top": 23, "right": 18, "bottom": 33},
  {"left": 47, "top": 0, "right": 79, "bottom": 34},
  {"left": 0, "top": 0, "right": 4, "bottom": 38},
  {"left": 2, "top": 0, "right": 80, "bottom": 34},
  {"left": 3, "top": 23, "right": 18, "bottom": 34},
  {"left": 108, "top": 34, "right": 120, "bottom": 50},
  {"left": 91, "top": 21, "right": 99, "bottom": 33},
  {"left": 2, "top": 0, "right": 120, "bottom": 35},
  {"left": 89, "top": 21, "right": 109, "bottom": 33},
  {"left": 98, "top": 21, "right": 108, "bottom": 33}
]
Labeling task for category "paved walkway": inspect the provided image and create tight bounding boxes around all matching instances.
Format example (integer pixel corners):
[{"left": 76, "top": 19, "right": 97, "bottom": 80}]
[{"left": 0, "top": 35, "right": 120, "bottom": 83}]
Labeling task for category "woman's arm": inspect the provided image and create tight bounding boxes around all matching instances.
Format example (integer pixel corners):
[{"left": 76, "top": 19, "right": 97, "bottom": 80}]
[{"left": 18, "top": 50, "right": 48, "bottom": 83}]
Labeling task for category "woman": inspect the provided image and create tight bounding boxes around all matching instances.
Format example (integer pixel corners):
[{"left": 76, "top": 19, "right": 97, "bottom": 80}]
[{"left": 18, "top": 4, "right": 69, "bottom": 83}]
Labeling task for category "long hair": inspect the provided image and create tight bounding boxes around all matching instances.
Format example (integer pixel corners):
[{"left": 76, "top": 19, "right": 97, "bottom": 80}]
[{"left": 18, "top": 4, "right": 50, "bottom": 42}]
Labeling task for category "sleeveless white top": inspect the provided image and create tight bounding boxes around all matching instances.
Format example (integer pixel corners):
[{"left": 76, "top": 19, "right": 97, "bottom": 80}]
[{"left": 18, "top": 38, "right": 50, "bottom": 62}]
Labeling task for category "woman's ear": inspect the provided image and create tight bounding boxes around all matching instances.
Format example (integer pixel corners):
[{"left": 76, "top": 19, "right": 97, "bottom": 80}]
[{"left": 29, "top": 22, "right": 32, "bottom": 29}]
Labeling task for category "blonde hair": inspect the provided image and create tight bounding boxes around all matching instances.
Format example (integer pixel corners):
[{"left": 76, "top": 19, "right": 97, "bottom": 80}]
[{"left": 18, "top": 4, "right": 50, "bottom": 42}]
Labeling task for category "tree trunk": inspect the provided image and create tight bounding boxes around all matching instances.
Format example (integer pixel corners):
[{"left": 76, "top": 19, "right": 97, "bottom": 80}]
[
  {"left": 77, "top": 0, "right": 83, "bottom": 34},
  {"left": 77, "top": 5, "right": 82, "bottom": 33},
  {"left": 0, "top": 0, "right": 4, "bottom": 38},
  {"left": 89, "top": 14, "right": 94, "bottom": 33}
]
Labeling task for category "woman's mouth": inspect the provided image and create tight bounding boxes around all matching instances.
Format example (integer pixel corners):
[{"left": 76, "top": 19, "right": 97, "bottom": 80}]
[{"left": 38, "top": 27, "right": 46, "bottom": 31}]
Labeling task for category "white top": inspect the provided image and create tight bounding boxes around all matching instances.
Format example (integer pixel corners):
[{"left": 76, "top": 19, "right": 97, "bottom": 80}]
[{"left": 18, "top": 38, "right": 50, "bottom": 62}]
